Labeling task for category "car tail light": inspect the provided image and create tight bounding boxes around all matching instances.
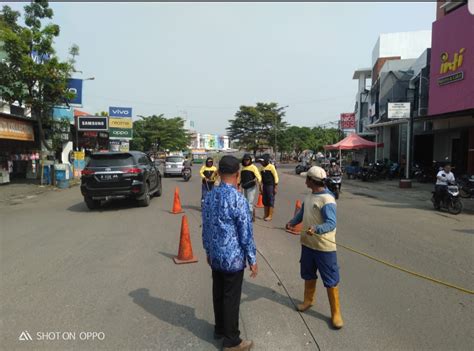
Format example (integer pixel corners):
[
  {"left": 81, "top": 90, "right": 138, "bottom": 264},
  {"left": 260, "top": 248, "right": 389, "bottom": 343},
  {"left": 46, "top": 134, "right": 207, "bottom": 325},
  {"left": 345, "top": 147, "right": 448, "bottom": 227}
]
[
  {"left": 81, "top": 169, "right": 95, "bottom": 175},
  {"left": 123, "top": 168, "right": 142, "bottom": 174}
]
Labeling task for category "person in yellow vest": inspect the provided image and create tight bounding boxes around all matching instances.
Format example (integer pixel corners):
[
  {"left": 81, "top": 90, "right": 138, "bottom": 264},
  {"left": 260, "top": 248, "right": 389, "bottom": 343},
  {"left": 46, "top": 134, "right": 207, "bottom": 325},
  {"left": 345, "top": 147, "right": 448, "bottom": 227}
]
[
  {"left": 200, "top": 157, "right": 218, "bottom": 204},
  {"left": 239, "top": 154, "right": 262, "bottom": 222},
  {"left": 285, "top": 166, "right": 343, "bottom": 329},
  {"left": 260, "top": 155, "right": 279, "bottom": 221}
]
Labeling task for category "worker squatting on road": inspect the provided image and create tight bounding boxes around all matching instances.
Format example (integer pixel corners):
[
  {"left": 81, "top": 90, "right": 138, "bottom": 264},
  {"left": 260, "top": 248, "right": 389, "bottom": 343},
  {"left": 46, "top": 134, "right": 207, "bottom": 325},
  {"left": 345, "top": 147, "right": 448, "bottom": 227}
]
[
  {"left": 286, "top": 166, "right": 344, "bottom": 329},
  {"left": 239, "top": 154, "right": 262, "bottom": 222},
  {"left": 259, "top": 155, "right": 279, "bottom": 221},
  {"left": 200, "top": 157, "right": 218, "bottom": 205}
]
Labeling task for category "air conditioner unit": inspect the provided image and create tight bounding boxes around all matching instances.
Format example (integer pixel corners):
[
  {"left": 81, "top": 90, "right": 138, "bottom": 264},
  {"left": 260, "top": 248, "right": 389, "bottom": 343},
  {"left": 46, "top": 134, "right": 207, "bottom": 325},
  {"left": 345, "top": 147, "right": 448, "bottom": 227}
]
[{"left": 440, "top": 0, "right": 465, "bottom": 13}]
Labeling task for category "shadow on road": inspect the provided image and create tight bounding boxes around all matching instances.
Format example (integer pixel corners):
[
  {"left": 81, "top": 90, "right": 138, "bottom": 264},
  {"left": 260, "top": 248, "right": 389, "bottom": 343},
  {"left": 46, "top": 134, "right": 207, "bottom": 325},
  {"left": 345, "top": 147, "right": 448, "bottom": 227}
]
[
  {"left": 129, "top": 288, "right": 217, "bottom": 347},
  {"left": 67, "top": 199, "right": 140, "bottom": 212},
  {"left": 158, "top": 251, "right": 176, "bottom": 260},
  {"left": 241, "top": 280, "right": 332, "bottom": 328},
  {"left": 454, "top": 229, "right": 474, "bottom": 234},
  {"left": 182, "top": 204, "right": 202, "bottom": 212}
]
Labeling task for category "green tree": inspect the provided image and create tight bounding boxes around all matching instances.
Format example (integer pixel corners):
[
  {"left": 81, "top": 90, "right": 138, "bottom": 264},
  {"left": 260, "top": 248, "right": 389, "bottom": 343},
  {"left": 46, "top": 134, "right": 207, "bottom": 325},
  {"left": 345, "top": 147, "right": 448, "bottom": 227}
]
[
  {"left": 227, "top": 102, "right": 288, "bottom": 155},
  {"left": 0, "top": 1, "right": 78, "bottom": 152},
  {"left": 130, "top": 114, "right": 190, "bottom": 152}
]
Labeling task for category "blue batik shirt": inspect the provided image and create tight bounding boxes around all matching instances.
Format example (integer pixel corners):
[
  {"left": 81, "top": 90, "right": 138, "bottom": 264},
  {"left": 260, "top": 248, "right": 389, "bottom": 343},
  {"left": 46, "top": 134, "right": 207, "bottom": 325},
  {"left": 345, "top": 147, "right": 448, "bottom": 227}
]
[{"left": 202, "top": 183, "right": 257, "bottom": 273}]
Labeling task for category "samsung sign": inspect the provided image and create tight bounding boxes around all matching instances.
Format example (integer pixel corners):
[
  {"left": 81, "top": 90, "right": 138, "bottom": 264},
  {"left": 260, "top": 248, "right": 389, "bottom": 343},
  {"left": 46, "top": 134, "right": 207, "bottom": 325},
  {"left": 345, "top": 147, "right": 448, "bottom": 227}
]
[
  {"left": 78, "top": 116, "right": 108, "bottom": 131},
  {"left": 109, "top": 106, "right": 132, "bottom": 118}
]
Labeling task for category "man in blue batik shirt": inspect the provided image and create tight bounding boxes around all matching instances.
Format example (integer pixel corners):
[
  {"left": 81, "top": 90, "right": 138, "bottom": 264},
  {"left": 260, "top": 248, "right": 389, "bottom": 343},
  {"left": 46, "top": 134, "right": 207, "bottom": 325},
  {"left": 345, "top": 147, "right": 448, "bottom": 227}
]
[{"left": 202, "top": 155, "right": 258, "bottom": 351}]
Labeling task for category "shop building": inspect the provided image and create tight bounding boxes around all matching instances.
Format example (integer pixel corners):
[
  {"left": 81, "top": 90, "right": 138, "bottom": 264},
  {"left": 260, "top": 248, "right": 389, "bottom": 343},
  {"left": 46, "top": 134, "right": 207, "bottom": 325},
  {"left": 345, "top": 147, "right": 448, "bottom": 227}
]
[
  {"left": 0, "top": 103, "right": 41, "bottom": 183},
  {"left": 424, "top": 2, "right": 474, "bottom": 174}
]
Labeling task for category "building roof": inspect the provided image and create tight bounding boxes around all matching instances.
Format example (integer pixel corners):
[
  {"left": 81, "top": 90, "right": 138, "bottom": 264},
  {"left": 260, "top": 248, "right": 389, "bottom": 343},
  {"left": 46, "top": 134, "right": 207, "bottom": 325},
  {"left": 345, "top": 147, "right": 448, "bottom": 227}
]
[
  {"left": 74, "top": 109, "right": 92, "bottom": 117},
  {"left": 352, "top": 68, "right": 372, "bottom": 80}
]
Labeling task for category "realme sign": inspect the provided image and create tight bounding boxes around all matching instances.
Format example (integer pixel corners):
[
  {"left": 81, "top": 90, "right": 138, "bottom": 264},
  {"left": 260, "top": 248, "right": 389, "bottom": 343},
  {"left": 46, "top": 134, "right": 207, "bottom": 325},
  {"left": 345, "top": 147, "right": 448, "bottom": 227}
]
[{"left": 109, "top": 118, "right": 133, "bottom": 129}]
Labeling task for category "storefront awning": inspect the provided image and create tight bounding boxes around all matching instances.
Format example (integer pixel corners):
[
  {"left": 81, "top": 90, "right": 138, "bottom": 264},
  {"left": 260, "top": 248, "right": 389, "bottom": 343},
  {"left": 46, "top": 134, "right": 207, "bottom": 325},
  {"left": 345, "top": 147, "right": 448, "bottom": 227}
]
[{"left": 366, "top": 118, "right": 408, "bottom": 129}]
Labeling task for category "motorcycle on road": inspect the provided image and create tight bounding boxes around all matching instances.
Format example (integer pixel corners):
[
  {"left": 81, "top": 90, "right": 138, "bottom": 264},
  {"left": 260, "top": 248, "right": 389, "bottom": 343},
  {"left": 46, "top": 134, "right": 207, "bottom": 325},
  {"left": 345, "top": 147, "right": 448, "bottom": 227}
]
[
  {"left": 431, "top": 182, "right": 463, "bottom": 215},
  {"left": 182, "top": 166, "right": 192, "bottom": 182},
  {"left": 325, "top": 173, "right": 342, "bottom": 199}
]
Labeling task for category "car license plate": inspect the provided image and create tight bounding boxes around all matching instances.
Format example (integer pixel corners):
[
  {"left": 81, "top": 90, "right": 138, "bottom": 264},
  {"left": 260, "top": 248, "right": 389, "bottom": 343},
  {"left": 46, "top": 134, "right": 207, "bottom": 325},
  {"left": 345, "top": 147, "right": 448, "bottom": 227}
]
[{"left": 100, "top": 174, "right": 119, "bottom": 181}]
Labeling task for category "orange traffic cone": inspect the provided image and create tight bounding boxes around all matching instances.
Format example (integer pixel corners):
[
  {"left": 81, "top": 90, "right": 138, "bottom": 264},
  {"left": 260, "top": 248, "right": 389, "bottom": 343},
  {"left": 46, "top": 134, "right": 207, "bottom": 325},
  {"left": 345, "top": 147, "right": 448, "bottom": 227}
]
[
  {"left": 171, "top": 187, "right": 184, "bottom": 214},
  {"left": 173, "top": 215, "right": 198, "bottom": 264},
  {"left": 256, "top": 193, "right": 264, "bottom": 208},
  {"left": 286, "top": 200, "right": 303, "bottom": 235}
]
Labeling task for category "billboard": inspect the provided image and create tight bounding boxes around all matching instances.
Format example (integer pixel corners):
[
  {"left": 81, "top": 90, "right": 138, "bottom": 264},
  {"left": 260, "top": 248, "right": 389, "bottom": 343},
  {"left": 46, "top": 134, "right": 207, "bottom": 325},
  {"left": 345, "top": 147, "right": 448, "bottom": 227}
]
[
  {"left": 340, "top": 113, "right": 356, "bottom": 129},
  {"left": 67, "top": 79, "right": 83, "bottom": 106},
  {"left": 52, "top": 106, "right": 74, "bottom": 123},
  {"left": 428, "top": 5, "right": 474, "bottom": 115},
  {"left": 77, "top": 116, "right": 108, "bottom": 131},
  {"left": 109, "top": 107, "right": 133, "bottom": 118}
]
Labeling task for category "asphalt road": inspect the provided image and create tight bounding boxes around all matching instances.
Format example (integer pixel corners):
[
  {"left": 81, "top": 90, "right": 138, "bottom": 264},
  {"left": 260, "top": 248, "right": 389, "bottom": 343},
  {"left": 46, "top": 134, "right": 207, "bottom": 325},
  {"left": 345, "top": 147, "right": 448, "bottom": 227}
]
[{"left": 1, "top": 164, "right": 473, "bottom": 351}]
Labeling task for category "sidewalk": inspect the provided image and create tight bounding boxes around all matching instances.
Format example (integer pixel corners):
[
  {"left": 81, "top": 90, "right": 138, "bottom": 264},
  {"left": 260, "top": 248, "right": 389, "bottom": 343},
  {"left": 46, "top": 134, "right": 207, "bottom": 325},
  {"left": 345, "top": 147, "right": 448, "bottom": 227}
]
[
  {"left": 0, "top": 179, "right": 80, "bottom": 205},
  {"left": 343, "top": 177, "right": 474, "bottom": 214}
]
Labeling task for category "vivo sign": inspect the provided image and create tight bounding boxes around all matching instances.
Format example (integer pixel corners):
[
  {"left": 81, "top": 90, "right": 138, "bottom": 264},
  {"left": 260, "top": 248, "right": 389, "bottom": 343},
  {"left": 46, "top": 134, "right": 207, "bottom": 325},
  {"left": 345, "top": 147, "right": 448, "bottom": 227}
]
[{"left": 109, "top": 106, "right": 132, "bottom": 117}]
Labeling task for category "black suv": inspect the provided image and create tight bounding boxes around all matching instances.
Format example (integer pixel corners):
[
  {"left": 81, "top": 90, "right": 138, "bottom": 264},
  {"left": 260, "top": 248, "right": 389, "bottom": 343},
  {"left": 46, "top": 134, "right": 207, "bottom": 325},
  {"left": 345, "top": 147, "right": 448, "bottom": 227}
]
[{"left": 80, "top": 151, "right": 162, "bottom": 209}]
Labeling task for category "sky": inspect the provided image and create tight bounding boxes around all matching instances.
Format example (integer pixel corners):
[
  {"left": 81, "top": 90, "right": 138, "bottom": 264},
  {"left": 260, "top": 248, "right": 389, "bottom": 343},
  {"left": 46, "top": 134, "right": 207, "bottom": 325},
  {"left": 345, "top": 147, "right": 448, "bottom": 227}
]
[{"left": 5, "top": 2, "right": 436, "bottom": 135}]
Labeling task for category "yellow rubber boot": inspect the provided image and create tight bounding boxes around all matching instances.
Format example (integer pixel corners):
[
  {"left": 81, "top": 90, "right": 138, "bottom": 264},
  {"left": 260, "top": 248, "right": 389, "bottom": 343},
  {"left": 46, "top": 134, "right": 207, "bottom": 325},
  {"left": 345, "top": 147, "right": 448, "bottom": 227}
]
[
  {"left": 264, "top": 207, "right": 274, "bottom": 221},
  {"left": 297, "top": 279, "right": 316, "bottom": 312},
  {"left": 327, "top": 286, "right": 344, "bottom": 329}
]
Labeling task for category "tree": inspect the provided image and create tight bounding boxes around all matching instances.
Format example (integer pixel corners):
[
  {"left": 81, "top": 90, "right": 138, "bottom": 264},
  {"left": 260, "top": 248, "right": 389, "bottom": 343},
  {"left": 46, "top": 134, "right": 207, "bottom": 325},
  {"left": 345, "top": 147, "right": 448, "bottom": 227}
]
[
  {"left": 130, "top": 114, "right": 190, "bottom": 152},
  {"left": 0, "top": 1, "right": 78, "bottom": 152},
  {"left": 227, "top": 102, "right": 288, "bottom": 155}
]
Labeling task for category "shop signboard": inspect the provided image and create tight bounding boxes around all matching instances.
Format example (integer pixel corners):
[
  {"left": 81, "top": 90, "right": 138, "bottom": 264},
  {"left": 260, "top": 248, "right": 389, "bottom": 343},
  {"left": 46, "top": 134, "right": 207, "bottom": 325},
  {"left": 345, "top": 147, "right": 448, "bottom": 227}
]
[
  {"left": 0, "top": 117, "right": 34, "bottom": 141},
  {"left": 340, "top": 113, "right": 356, "bottom": 129},
  {"left": 388, "top": 103, "right": 410, "bottom": 119},
  {"left": 77, "top": 116, "right": 108, "bottom": 131},
  {"left": 428, "top": 5, "right": 474, "bottom": 115},
  {"left": 109, "top": 106, "right": 132, "bottom": 118},
  {"left": 109, "top": 118, "right": 133, "bottom": 129}
]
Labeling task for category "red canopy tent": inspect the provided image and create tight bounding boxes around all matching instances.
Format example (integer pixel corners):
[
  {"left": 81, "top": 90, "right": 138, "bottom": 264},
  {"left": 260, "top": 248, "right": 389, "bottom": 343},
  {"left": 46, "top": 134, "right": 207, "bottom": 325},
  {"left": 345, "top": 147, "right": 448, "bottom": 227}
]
[
  {"left": 324, "top": 133, "right": 383, "bottom": 150},
  {"left": 324, "top": 133, "right": 384, "bottom": 168}
]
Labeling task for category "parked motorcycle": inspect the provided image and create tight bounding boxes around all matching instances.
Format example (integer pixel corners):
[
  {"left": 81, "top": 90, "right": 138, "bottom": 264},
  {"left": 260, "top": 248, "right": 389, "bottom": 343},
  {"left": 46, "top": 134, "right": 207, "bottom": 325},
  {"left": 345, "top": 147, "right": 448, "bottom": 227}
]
[
  {"left": 458, "top": 174, "right": 474, "bottom": 198},
  {"left": 431, "top": 182, "right": 463, "bottom": 214},
  {"left": 182, "top": 166, "right": 192, "bottom": 182},
  {"left": 326, "top": 173, "right": 342, "bottom": 199},
  {"left": 295, "top": 163, "right": 311, "bottom": 175},
  {"left": 388, "top": 162, "right": 400, "bottom": 180}
]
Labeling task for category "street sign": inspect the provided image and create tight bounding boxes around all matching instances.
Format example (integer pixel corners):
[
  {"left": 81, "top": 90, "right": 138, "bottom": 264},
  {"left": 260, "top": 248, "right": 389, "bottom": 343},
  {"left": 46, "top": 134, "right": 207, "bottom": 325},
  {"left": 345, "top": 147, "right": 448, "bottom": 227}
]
[
  {"left": 388, "top": 102, "right": 411, "bottom": 119},
  {"left": 77, "top": 116, "right": 108, "bottom": 131},
  {"left": 109, "top": 106, "right": 132, "bottom": 118}
]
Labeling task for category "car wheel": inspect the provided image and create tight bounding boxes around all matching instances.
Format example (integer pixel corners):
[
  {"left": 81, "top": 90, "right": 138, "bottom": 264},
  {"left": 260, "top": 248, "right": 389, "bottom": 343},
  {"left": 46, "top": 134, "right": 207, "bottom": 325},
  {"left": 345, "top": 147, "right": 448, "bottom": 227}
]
[
  {"left": 138, "top": 183, "right": 151, "bottom": 207},
  {"left": 84, "top": 196, "right": 100, "bottom": 210}
]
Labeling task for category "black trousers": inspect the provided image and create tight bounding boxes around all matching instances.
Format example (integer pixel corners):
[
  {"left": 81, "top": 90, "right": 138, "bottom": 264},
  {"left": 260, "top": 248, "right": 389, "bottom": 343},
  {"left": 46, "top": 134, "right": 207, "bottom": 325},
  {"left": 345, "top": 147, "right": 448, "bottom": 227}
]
[
  {"left": 434, "top": 185, "right": 447, "bottom": 207},
  {"left": 212, "top": 269, "right": 244, "bottom": 348}
]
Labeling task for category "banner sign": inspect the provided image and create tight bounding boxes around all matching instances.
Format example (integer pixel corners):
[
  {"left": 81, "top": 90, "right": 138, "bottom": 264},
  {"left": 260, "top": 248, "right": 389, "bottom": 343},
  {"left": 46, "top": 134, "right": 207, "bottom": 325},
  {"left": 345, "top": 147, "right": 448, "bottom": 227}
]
[
  {"left": 0, "top": 117, "right": 35, "bottom": 141},
  {"left": 77, "top": 116, "right": 108, "bottom": 131},
  {"left": 388, "top": 102, "right": 411, "bottom": 119},
  {"left": 52, "top": 106, "right": 74, "bottom": 123},
  {"left": 67, "top": 79, "right": 83, "bottom": 106},
  {"left": 109, "top": 106, "right": 132, "bottom": 118},
  {"left": 109, "top": 118, "right": 133, "bottom": 129},
  {"left": 340, "top": 113, "right": 356, "bottom": 129},
  {"left": 109, "top": 127, "right": 133, "bottom": 139}
]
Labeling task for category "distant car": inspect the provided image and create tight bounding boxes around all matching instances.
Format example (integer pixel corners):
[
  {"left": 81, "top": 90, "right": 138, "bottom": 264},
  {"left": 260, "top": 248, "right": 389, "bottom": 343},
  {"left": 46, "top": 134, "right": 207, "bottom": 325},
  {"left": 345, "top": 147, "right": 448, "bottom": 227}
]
[
  {"left": 80, "top": 151, "right": 162, "bottom": 209},
  {"left": 164, "top": 156, "right": 185, "bottom": 177}
]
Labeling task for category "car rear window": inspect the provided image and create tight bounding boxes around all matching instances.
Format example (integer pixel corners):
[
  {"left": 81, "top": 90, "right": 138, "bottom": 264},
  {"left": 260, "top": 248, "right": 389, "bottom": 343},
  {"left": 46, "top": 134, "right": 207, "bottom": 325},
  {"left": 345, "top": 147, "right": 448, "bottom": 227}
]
[
  {"left": 166, "top": 157, "right": 184, "bottom": 163},
  {"left": 88, "top": 154, "right": 135, "bottom": 167}
]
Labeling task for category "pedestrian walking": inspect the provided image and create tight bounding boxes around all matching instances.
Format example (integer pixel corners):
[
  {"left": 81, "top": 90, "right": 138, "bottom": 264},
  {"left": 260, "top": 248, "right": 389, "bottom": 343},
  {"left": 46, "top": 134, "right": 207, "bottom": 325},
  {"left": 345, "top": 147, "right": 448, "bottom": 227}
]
[
  {"left": 260, "top": 154, "right": 279, "bottom": 221},
  {"left": 285, "top": 166, "right": 343, "bottom": 329},
  {"left": 239, "top": 154, "right": 262, "bottom": 222},
  {"left": 202, "top": 155, "right": 258, "bottom": 351},
  {"left": 199, "top": 157, "right": 218, "bottom": 204}
]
